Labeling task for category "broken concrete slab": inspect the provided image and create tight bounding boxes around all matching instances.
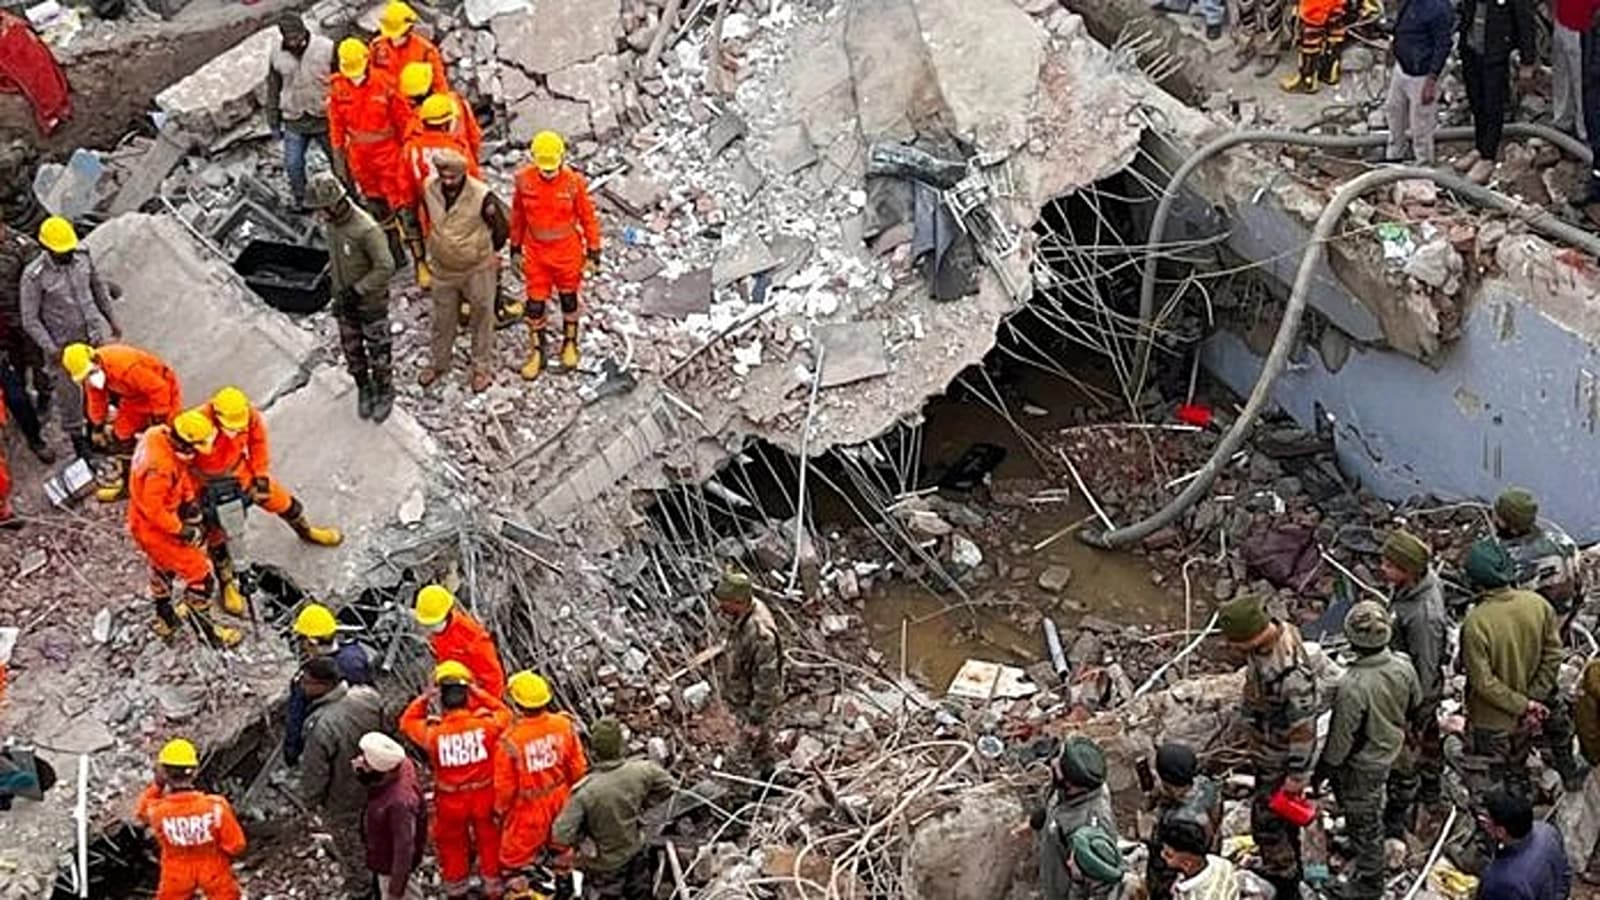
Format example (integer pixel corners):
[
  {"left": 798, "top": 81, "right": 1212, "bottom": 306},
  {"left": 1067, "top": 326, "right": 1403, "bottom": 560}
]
[
  {"left": 642, "top": 268, "right": 713, "bottom": 318},
  {"left": 621, "top": 254, "right": 665, "bottom": 283},
  {"left": 108, "top": 126, "right": 195, "bottom": 215},
  {"left": 712, "top": 236, "right": 779, "bottom": 286},
  {"left": 507, "top": 95, "right": 593, "bottom": 143},
  {"left": 769, "top": 234, "right": 816, "bottom": 283},
  {"left": 607, "top": 171, "right": 665, "bottom": 214},
  {"left": 493, "top": 0, "right": 621, "bottom": 75},
  {"left": 464, "top": 0, "right": 530, "bottom": 28},
  {"left": 155, "top": 27, "right": 279, "bottom": 140},
  {"left": 914, "top": 0, "right": 1044, "bottom": 151},
  {"left": 817, "top": 321, "right": 890, "bottom": 388},
  {"left": 770, "top": 121, "right": 819, "bottom": 174},
  {"left": 707, "top": 112, "right": 748, "bottom": 157},
  {"left": 548, "top": 55, "right": 624, "bottom": 137},
  {"left": 731, "top": 152, "right": 765, "bottom": 201},
  {"left": 499, "top": 64, "right": 538, "bottom": 103},
  {"left": 843, "top": 0, "right": 940, "bottom": 142}
]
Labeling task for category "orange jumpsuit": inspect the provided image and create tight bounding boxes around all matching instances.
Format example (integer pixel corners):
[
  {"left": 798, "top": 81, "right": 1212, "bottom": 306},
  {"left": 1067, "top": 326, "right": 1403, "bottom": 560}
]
[
  {"left": 327, "top": 71, "right": 412, "bottom": 210},
  {"left": 493, "top": 710, "right": 587, "bottom": 870},
  {"left": 399, "top": 128, "right": 482, "bottom": 210},
  {"left": 129, "top": 426, "right": 210, "bottom": 587},
  {"left": 509, "top": 165, "right": 601, "bottom": 302},
  {"left": 191, "top": 403, "right": 292, "bottom": 515},
  {"left": 86, "top": 344, "right": 182, "bottom": 443},
  {"left": 403, "top": 90, "right": 482, "bottom": 158},
  {"left": 429, "top": 609, "right": 507, "bottom": 698},
  {"left": 399, "top": 688, "right": 511, "bottom": 896},
  {"left": 370, "top": 32, "right": 448, "bottom": 93},
  {"left": 135, "top": 783, "right": 247, "bottom": 900},
  {"left": 0, "top": 399, "right": 10, "bottom": 519}
]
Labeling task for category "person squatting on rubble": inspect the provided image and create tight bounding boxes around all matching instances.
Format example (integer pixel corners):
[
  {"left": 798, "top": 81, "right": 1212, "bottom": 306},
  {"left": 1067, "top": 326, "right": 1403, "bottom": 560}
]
[
  {"left": 1279, "top": 0, "right": 1351, "bottom": 93},
  {"left": 356, "top": 732, "right": 428, "bottom": 900},
  {"left": 61, "top": 341, "right": 181, "bottom": 502},
  {"left": 1216, "top": 593, "right": 1319, "bottom": 900},
  {"left": 136, "top": 738, "right": 248, "bottom": 900},
  {"left": 1452, "top": 0, "right": 1536, "bottom": 185},
  {"left": 305, "top": 171, "right": 399, "bottom": 423},
  {"left": 0, "top": 217, "right": 56, "bottom": 466},
  {"left": 1032, "top": 736, "right": 1121, "bottom": 900},
  {"left": 1377, "top": 529, "right": 1449, "bottom": 834},
  {"left": 128, "top": 411, "right": 242, "bottom": 648},
  {"left": 298, "top": 655, "right": 387, "bottom": 899},
  {"left": 551, "top": 717, "right": 678, "bottom": 900},
  {"left": 1478, "top": 786, "right": 1572, "bottom": 900},
  {"left": 286, "top": 602, "right": 375, "bottom": 766},
  {"left": 399, "top": 661, "right": 512, "bottom": 899},
  {"left": 1144, "top": 742, "right": 1222, "bottom": 900},
  {"left": 1380, "top": 0, "right": 1452, "bottom": 163},
  {"left": 1320, "top": 601, "right": 1421, "bottom": 900},
  {"left": 1492, "top": 488, "right": 1582, "bottom": 626},
  {"left": 494, "top": 670, "right": 586, "bottom": 896},
  {"left": 19, "top": 216, "right": 121, "bottom": 459},
  {"left": 416, "top": 150, "right": 508, "bottom": 394},
  {"left": 510, "top": 130, "right": 601, "bottom": 380},
  {"left": 267, "top": 13, "right": 334, "bottom": 211},
  {"left": 327, "top": 37, "right": 412, "bottom": 264},
  {"left": 713, "top": 569, "right": 785, "bottom": 773},
  {"left": 1159, "top": 819, "right": 1241, "bottom": 900},
  {"left": 414, "top": 583, "right": 507, "bottom": 697}
]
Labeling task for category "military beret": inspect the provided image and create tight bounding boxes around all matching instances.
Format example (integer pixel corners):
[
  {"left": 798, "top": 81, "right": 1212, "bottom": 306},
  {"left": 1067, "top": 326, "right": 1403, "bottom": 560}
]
[
  {"left": 1344, "top": 600, "right": 1393, "bottom": 650},
  {"left": 1381, "top": 530, "right": 1431, "bottom": 576},
  {"left": 1217, "top": 594, "right": 1269, "bottom": 642},
  {"left": 590, "top": 717, "right": 625, "bottom": 761},
  {"left": 1058, "top": 736, "right": 1107, "bottom": 789},
  {"left": 1495, "top": 488, "right": 1538, "bottom": 533},
  {"left": 712, "top": 568, "right": 753, "bottom": 603},
  {"left": 1464, "top": 537, "right": 1517, "bottom": 590},
  {"left": 1070, "top": 826, "right": 1125, "bottom": 885}
]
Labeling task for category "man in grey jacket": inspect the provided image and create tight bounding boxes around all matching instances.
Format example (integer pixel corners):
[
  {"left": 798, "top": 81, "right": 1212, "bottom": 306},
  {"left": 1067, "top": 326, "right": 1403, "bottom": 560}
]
[
  {"left": 299, "top": 655, "right": 388, "bottom": 899},
  {"left": 267, "top": 14, "right": 335, "bottom": 210},
  {"left": 1033, "top": 737, "right": 1120, "bottom": 900},
  {"left": 19, "top": 216, "right": 120, "bottom": 458}
]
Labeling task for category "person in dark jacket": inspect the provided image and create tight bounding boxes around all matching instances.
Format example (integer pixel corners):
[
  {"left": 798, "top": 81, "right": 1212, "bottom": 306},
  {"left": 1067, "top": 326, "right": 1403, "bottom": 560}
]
[
  {"left": 0, "top": 221, "right": 54, "bottom": 464},
  {"left": 1478, "top": 788, "right": 1570, "bottom": 900},
  {"left": 357, "top": 732, "right": 427, "bottom": 900},
  {"left": 299, "top": 656, "right": 387, "bottom": 900},
  {"left": 285, "top": 602, "right": 374, "bottom": 766},
  {"left": 1453, "top": 0, "right": 1536, "bottom": 183},
  {"left": 1382, "top": 0, "right": 1453, "bottom": 162}
]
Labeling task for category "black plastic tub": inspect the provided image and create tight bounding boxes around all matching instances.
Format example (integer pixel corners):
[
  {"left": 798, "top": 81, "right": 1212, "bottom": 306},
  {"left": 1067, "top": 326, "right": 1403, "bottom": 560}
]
[{"left": 233, "top": 240, "right": 331, "bottom": 314}]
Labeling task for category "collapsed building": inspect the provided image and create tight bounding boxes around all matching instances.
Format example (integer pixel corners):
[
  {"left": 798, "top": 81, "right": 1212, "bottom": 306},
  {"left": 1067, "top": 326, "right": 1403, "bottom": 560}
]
[{"left": 4, "top": 0, "right": 1600, "bottom": 896}]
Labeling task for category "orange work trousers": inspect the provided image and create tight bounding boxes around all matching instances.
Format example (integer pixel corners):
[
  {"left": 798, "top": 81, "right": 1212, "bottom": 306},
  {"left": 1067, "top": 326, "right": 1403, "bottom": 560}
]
[
  {"left": 500, "top": 786, "right": 568, "bottom": 870},
  {"left": 134, "top": 526, "right": 213, "bottom": 586},
  {"left": 520, "top": 238, "right": 585, "bottom": 300},
  {"left": 111, "top": 403, "right": 169, "bottom": 442},
  {"left": 0, "top": 445, "right": 10, "bottom": 513},
  {"left": 435, "top": 785, "right": 501, "bottom": 894},
  {"left": 155, "top": 852, "right": 240, "bottom": 900}
]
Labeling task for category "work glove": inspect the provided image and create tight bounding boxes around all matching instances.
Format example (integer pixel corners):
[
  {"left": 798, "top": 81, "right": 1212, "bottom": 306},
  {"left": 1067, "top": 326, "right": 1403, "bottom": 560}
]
[
  {"left": 86, "top": 424, "right": 109, "bottom": 451},
  {"left": 178, "top": 501, "right": 203, "bottom": 525},
  {"left": 251, "top": 477, "right": 272, "bottom": 504},
  {"left": 177, "top": 524, "right": 205, "bottom": 547},
  {"left": 584, "top": 248, "right": 601, "bottom": 276}
]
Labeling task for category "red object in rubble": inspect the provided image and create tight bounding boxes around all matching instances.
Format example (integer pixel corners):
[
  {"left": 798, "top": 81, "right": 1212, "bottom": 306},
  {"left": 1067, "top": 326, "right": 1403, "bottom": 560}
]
[
  {"left": 0, "top": 11, "right": 72, "bottom": 136},
  {"left": 1175, "top": 403, "right": 1213, "bottom": 427},
  {"left": 1268, "top": 787, "right": 1318, "bottom": 827}
]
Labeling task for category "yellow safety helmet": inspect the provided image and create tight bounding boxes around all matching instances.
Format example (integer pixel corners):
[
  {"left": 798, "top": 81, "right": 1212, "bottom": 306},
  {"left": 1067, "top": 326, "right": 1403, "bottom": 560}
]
[
  {"left": 434, "top": 660, "right": 473, "bottom": 685},
  {"left": 418, "top": 93, "right": 456, "bottom": 125},
  {"left": 174, "top": 408, "right": 218, "bottom": 447},
  {"left": 212, "top": 386, "right": 251, "bottom": 432},
  {"left": 294, "top": 603, "right": 339, "bottom": 640},
  {"left": 157, "top": 738, "right": 200, "bottom": 768},
  {"left": 399, "top": 61, "right": 434, "bottom": 99},
  {"left": 507, "top": 671, "right": 552, "bottom": 709},
  {"left": 414, "top": 583, "right": 455, "bottom": 627},
  {"left": 61, "top": 343, "right": 95, "bottom": 382},
  {"left": 38, "top": 215, "right": 78, "bottom": 253},
  {"left": 531, "top": 131, "right": 565, "bottom": 173},
  {"left": 377, "top": 0, "right": 417, "bottom": 38},
  {"left": 337, "top": 38, "right": 369, "bottom": 79}
]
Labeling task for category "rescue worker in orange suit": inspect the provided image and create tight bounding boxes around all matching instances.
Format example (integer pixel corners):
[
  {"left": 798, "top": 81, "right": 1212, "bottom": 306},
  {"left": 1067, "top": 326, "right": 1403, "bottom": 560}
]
[
  {"left": 189, "top": 386, "right": 344, "bottom": 615},
  {"left": 399, "top": 661, "right": 512, "bottom": 899},
  {"left": 397, "top": 84, "right": 481, "bottom": 289},
  {"left": 1281, "top": 0, "right": 1349, "bottom": 92},
  {"left": 494, "top": 671, "right": 587, "bottom": 895},
  {"left": 510, "top": 131, "right": 601, "bottom": 380},
  {"left": 0, "top": 396, "right": 17, "bottom": 529},
  {"left": 369, "top": 1, "right": 447, "bottom": 92},
  {"left": 415, "top": 583, "right": 507, "bottom": 697},
  {"left": 398, "top": 62, "right": 481, "bottom": 156},
  {"left": 327, "top": 38, "right": 413, "bottom": 263},
  {"left": 130, "top": 411, "right": 242, "bottom": 648},
  {"left": 135, "top": 738, "right": 247, "bottom": 900},
  {"left": 61, "top": 341, "right": 182, "bottom": 502}
]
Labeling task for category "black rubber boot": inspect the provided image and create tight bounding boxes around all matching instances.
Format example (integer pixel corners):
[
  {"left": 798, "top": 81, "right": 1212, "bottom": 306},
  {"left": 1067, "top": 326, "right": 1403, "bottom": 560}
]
[
  {"left": 356, "top": 377, "right": 375, "bottom": 420},
  {"left": 371, "top": 379, "right": 394, "bottom": 424}
]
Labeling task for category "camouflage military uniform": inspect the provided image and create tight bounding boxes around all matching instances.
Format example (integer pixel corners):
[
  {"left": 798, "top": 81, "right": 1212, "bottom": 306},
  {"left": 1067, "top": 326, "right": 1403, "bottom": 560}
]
[
  {"left": 722, "top": 597, "right": 784, "bottom": 767},
  {"left": 1503, "top": 526, "right": 1581, "bottom": 616},
  {"left": 1387, "top": 567, "right": 1448, "bottom": 832},
  {"left": 1037, "top": 784, "right": 1119, "bottom": 900},
  {"left": 1146, "top": 776, "right": 1222, "bottom": 899},
  {"left": 322, "top": 200, "right": 396, "bottom": 400},
  {"left": 1241, "top": 620, "right": 1320, "bottom": 892}
]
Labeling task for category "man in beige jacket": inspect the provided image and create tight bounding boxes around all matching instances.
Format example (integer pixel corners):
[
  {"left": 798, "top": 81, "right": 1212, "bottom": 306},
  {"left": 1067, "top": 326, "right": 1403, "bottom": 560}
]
[{"left": 416, "top": 150, "right": 508, "bottom": 393}]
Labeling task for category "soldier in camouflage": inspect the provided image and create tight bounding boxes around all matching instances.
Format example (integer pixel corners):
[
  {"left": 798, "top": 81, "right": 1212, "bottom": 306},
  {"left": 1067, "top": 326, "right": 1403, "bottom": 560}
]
[
  {"left": 1323, "top": 602, "right": 1422, "bottom": 900},
  {"left": 1377, "top": 529, "right": 1448, "bottom": 833},
  {"left": 1493, "top": 488, "right": 1581, "bottom": 619},
  {"left": 714, "top": 569, "right": 784, "bottom": 772},
  {"left": 1217, "top": 593, "right": 1320, "bottom": 900},
  {"left": 1032, "top": 737, "right": 1121, "bottom": 900},
  {"left": 1145, "top": 742, "right": 1222, "bottom": 900}
]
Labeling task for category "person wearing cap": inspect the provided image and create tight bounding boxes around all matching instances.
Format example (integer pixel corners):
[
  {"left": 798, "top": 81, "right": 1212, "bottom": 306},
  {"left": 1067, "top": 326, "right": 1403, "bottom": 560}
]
[
  {"left": 714, "top": 568, "right": 784, "bottom": 772},
  {"left": 356, "top": 731, "right": 427, "bottom": 900},
  {"left": 552, "top": 718, "right": 678, "bottom": 899},
  {"left": 19, "top": 215, "right": 121, "bottom": 458},
  {"left": 298, "top": 654, "right": 386, "bottom": 898},
  {"left": 1032, "top": 735, "right": 1119, "bottom": 900},
  {"left": 1159, "top": 818, "right": 1240, "bottom": 900},
  {"left": 1491, "top": 488, "right": 1581, "bottom": 620},
  {"left": 399, "top": 661, "right": 512, "bottom": 899},
  {"left": 416, "top": 146, "right": 508, "bottom": 394},
  {"left": 397, "top": 61, "right": 480, "bottom": 157},
  {"left": 60, "top": 341, "right": 182, "bottom": 502},
  {"left": 369, "top": 1, "right": 447, "bottom": 92},
  {"left": 1065, "top": 824, "right": 1129, "bottom": 899},
  {"left": 304, "top": 169, "right": 399, "bottom": 423},
  {"left": 510, "top": 130, "right": 602, "bottom": 380},
  {"left": 1377, "top": 528, "right": 1448, "bottom": 833},
  {"left": 286, "top": 602, "right": 374, "bottom": 767},
  {"left": 1215, "top": 593, "right": 1319, "bottom": 900},
  {"left": 266, "top": 13, "right": 334, "bottom": 210},
  {"left": 135, "top": 738, "right": 247, "bottom": 900},
  {"left": 494, "top": 670, "right": 586, "bottom": 892},
  {"left": 1321, "top": 601, "right": 1421, "bottom": 900},
  {"left": 326, "top": 37, "right": 413, "bottom": 261},
  {"left": 1459, "top": 538, "right": 1580, "bottom": 815},
  {"left": 1145, "top": 742, "right": 1221, "bottom": 899},
  {"left": 414, "top": 583, "right": 506, "bottom": 697}
]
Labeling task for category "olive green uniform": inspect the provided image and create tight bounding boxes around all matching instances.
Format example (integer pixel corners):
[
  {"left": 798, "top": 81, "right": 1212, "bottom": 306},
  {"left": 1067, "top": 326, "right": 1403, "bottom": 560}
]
[
  {"left": 1036, "top": 785, "right": 1119, "bottom": 900},
  {"left": 551, "top": 757, "right": 676, "bottom": 899},
  {"left": 1503, "top": 526, "right": 1581, "bottom": 616},
  {"left": 1242, "top": 621, "right": 1320, "bottom": 892},
  {"left": 722, "top": 597, "right": 784, "bottom": 768},
  {"left": 1386, "top": 568, "right": 1448, "bottom": 831},
  {"left": 322, "top": 204, "right": 396, "bottom": 400}
]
